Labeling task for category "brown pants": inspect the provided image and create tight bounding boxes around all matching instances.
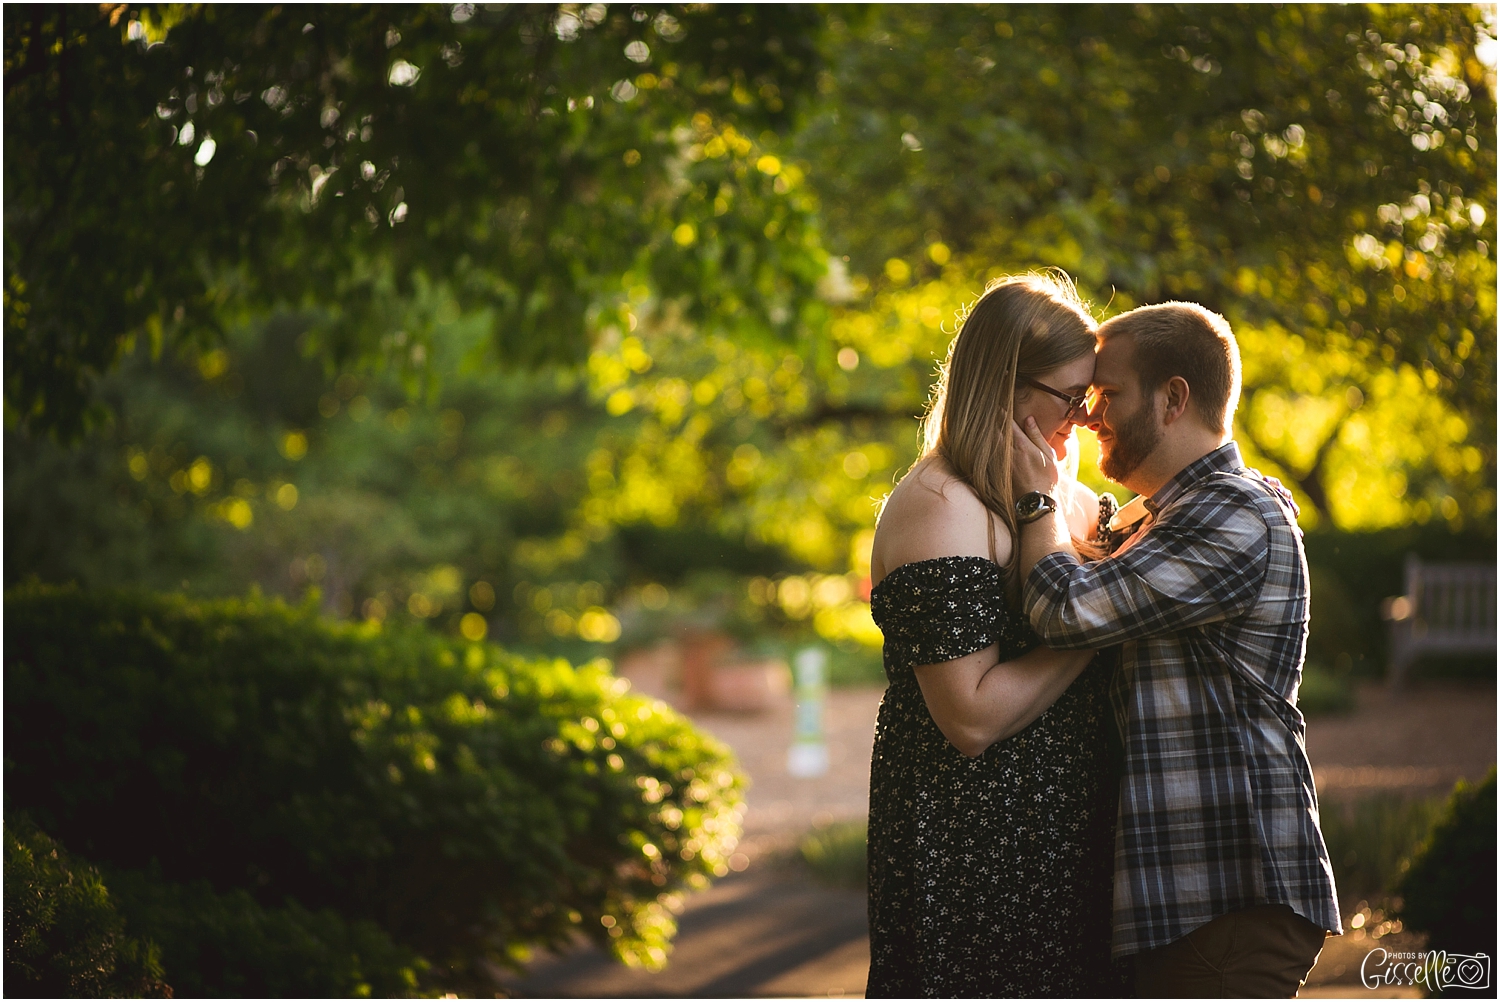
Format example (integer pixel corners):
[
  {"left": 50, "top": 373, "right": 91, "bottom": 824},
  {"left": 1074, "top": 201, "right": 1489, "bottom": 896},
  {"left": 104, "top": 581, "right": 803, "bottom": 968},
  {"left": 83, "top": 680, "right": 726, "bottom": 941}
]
[{"left": 1134, "top": 904, "right": 1329, "bottom": 998}]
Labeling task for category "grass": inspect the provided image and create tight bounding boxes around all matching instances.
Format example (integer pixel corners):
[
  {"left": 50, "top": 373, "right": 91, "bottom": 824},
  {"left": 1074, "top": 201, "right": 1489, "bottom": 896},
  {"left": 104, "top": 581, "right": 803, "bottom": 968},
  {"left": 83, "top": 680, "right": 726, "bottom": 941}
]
[
  {"left": 1320, "top": 793, "right": 1445, "bottom": 898},
  {"left": 795, "top": 789, "right": 1454, "bottom": 917},
  {"left": 799, "top": 820, "right": 867, "bottom": 889}
]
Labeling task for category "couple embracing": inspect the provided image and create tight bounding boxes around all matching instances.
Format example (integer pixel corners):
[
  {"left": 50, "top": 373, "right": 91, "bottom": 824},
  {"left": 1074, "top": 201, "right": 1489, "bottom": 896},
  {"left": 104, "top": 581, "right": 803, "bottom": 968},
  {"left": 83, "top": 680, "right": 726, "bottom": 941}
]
[{"left": 864, "top": 273, "right": 1342, "bottom": 998}]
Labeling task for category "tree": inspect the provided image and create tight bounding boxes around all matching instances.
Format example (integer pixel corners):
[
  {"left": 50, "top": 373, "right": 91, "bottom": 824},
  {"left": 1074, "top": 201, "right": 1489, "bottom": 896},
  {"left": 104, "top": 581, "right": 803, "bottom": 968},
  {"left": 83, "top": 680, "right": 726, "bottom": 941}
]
[
  {"left": 798, "top": 4, "right": 1496, "bottom": 515},
  {"left": 4, "top": 3, "right": 827, "bottom": 438},
  {"left": 5, "top": 4, "right": 1493, "bottom": 667}
]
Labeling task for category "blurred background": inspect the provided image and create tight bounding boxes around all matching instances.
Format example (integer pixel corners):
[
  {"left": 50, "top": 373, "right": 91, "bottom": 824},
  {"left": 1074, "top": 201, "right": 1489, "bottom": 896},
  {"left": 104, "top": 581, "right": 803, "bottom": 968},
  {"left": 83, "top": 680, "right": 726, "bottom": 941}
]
[{"left": 5, "top": 4, "right": 1495, "bottom": 998}]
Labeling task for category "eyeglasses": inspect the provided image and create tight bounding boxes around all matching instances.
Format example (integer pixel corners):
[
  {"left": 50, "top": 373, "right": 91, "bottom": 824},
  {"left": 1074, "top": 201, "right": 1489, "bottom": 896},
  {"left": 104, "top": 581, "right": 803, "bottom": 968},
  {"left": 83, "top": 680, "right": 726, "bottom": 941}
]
[{"left": 1023, "top": 377, "right": 1088, "bottom": 423}]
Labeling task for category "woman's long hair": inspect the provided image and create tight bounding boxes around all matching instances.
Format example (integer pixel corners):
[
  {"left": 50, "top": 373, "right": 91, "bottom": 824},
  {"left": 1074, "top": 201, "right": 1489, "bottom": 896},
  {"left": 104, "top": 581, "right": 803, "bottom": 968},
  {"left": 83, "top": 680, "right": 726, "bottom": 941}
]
[{"left": 917, "top": 271, "right": 1098, "bottom": 600}]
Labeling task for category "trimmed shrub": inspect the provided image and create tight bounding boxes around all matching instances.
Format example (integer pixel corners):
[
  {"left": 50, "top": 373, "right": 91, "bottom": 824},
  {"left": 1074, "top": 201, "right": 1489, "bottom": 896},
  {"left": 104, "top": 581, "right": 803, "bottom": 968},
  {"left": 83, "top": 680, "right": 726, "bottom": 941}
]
[
  {"left": 1397, "top": 768, "right": 1497, "bottom": 958},
  {"left": 1319, "top": 794, "right": 1443, "bottom": 896},
  {"left": 103, "top": 867, "right": 425, "bottom": 998},
  {"left": 5, "top": 584, "right": 745, "bottom": 991},
  {"left": 4, "top": 819, "right": 170, "bottom": 998}
]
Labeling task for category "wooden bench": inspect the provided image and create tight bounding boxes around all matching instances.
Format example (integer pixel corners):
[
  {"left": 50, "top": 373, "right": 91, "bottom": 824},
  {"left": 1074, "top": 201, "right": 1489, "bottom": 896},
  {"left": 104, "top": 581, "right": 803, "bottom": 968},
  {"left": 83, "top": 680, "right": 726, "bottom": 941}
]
[{"left": 1380, "top": 554, "right": 1497, "bottom": 687}]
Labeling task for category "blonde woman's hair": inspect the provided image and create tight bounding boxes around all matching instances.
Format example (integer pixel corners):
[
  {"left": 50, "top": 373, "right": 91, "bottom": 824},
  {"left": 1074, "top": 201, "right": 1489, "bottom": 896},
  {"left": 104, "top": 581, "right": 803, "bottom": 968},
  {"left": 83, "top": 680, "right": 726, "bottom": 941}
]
[{"left": 917, "top": 271, "right": 1098, "bottom": 598}]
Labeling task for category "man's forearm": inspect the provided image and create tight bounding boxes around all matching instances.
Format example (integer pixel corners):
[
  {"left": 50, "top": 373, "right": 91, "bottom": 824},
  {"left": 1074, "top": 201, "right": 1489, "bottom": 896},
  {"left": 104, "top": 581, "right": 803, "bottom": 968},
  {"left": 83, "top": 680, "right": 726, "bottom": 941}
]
[{"left": 1017, "top": 506, "right": 1076, "bottom": 584}]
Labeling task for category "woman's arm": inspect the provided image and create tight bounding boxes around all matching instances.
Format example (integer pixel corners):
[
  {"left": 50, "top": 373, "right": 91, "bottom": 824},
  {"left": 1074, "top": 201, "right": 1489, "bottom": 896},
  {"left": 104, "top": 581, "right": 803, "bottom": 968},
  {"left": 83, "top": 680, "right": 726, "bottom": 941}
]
[
  {"left": 874, "top": 457, "right": 1096, "bottom": 759},
  {"left": 914, "top": 643, "right": 1095, "bottom": 758}
]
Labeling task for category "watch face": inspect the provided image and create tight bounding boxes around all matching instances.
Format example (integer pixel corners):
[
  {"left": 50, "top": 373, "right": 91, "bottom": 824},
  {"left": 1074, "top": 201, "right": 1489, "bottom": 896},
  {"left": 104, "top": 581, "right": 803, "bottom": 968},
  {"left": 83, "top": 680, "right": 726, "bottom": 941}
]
[{"left": 1018, "top": 492, "right": 1055, "bottom": 521}]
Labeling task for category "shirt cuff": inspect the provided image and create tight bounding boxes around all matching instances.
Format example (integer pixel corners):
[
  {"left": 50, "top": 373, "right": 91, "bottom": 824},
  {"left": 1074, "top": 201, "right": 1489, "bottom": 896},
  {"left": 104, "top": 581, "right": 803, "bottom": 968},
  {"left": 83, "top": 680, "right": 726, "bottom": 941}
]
[{"left": 1023, "top": 551, "right": 1082, "bottom": 630}]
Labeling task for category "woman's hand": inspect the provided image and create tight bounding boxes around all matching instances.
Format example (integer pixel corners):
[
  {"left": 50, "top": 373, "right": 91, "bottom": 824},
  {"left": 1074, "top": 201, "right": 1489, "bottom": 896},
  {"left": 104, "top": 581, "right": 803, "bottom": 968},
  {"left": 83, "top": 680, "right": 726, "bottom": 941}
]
[{"left": 1010, "top": 416, "right": 1061, "bottom": 497}]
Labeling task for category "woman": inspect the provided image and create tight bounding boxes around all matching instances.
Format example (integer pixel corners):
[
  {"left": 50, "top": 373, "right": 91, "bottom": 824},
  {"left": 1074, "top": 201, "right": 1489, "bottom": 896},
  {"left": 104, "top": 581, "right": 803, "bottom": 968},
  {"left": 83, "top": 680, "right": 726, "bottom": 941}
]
[{"left": 865, "top": 273, "right": 1121, "bottom": 997}]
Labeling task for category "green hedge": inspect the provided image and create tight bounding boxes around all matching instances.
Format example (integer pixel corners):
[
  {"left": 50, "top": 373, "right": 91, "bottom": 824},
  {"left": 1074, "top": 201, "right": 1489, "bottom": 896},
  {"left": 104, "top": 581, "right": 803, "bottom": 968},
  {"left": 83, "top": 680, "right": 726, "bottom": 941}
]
[
  {"left": 102, "top": 867, "right": 424, "bottom": 998},
  {"left": 1397, "top": 768, "right": 1497, "bottom": 958},
  {"left": 4, "top": 584, "right": 745, "bottom": 993},
  {"left": 4, "top": 818, "right": 170, "bottom": 998},
  {"left": 1318, "top": 794, "right": 1443, "bottom": 896}
]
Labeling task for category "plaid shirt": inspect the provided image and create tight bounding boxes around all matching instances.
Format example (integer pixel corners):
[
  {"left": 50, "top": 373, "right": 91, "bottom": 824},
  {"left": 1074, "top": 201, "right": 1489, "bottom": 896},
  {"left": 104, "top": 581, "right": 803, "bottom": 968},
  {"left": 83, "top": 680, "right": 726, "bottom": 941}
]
[{"left": 1024, "top": 442, "right": 1341, "bottom": 959}]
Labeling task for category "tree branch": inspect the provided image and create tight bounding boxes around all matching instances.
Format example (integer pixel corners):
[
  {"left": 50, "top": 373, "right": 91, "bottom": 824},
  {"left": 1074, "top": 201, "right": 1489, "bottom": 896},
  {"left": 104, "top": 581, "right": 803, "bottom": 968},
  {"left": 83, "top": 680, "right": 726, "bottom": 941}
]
[
  {"left": 1238, "top": 384, "right": 1352, "bottom": 524},
  {"left": 775, "top": 400, "right": 919, "bottom": 430}
]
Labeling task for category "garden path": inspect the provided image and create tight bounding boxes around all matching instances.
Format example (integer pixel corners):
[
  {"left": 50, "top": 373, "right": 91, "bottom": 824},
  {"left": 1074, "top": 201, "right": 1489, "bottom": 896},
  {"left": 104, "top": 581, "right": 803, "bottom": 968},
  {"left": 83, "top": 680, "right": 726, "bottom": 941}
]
[{"left": 501, "top": 679, "right": 1495, "bottom": 998}]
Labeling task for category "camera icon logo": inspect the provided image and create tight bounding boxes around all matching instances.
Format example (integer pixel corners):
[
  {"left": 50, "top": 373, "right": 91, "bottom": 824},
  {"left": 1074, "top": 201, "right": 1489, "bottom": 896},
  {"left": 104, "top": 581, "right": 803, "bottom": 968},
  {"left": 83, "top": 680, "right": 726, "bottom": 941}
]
[{"left": 1439, "top": 952, "right": 1492, "bottom": 992}]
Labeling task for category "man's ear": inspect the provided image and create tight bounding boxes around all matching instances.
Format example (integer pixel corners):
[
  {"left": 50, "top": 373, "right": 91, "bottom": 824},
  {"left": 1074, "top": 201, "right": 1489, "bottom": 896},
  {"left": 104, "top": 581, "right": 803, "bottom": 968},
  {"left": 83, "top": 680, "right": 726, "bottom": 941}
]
[{"left": 1160, "top": 375, "right": 1191, "bottom": 425}]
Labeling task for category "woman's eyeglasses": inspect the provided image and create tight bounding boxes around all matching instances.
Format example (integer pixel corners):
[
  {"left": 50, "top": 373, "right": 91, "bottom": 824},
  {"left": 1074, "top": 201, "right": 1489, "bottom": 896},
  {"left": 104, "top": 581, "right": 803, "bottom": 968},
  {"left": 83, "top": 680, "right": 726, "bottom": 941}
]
[{"left": 1023, "top": 377, "right": 1089, "bottom": 423}]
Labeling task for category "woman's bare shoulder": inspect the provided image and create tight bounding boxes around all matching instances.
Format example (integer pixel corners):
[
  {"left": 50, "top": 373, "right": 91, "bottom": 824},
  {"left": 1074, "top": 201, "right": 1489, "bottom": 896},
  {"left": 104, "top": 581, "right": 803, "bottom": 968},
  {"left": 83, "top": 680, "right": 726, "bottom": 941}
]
[
  {"left": 872, "top": 457, "right": 1011, "bottom": 581},
  {"left": 881, "top": 456, "right": 979, "bottom": 517}
]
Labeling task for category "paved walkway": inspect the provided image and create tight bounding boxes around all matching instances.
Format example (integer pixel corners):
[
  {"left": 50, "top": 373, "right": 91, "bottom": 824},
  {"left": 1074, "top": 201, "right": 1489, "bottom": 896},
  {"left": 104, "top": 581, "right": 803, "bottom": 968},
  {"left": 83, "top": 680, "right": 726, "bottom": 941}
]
[
  {"left": 693, "top": 689, "right": 884, "bottom": 860},
  {"left": 500, "top": 680, "right": 1494, "bottom": 998},
  {"left": 503, "top": 862, "right": 870, "bottom": 998},
  {"left": 500, "top": 688, "right": 881, "bottom": 999},
  {"left": 1304, "top": 681, "right": 1496, "bottom": 797}
]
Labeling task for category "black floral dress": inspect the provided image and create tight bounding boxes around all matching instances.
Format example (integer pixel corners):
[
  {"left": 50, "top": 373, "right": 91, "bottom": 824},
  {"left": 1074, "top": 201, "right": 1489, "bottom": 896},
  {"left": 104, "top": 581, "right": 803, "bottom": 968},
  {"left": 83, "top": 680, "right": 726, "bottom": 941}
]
[{"left": 865, "top": 556, "right": 1122, "bottom": 998}]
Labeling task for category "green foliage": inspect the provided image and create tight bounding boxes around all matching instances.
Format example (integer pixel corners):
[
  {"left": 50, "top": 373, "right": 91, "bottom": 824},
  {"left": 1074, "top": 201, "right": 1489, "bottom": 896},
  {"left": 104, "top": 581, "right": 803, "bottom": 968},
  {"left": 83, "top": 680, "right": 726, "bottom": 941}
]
[
  {"left": 583, "top": 0, "right": 1500, "bottom": 567},
  {"left": 6, "top": 278, "right": 1487, "bottom": 687},
  {"left": 4, "top": 818, "right": 170, "bottom": 999},
  {"left": 4, "top": 4, "right": 827, "bottom": 438},
  {"left": 104, "top": 868, "right": 426, "bottom": 999},
  {"left": 7, "top": 814, "right": 424, "bottom": 998},
  {"left": 808, "top": 6, "right": 1495, "bottom": 451},
  {"left": 799, "top": 820, "right": 868, "bottom": 890},
  {"left": 2, "top": 305, "right": 883, "bottom": 662},
  {"left": 797, "top": 4, "right": 1494, "bottom": 529},
  {"left": 1302, "top": 524, "right": 1497, "bottom": 678},
  {"left": 3, "top": 7, "right": 1494, "bottom": 702},
  {"left": 1297, "top": 661, "right": 1357, "bottom": 716},
  {"left": 1320, "top": 793, "right": 1444, "bottom": 897},
  {"left": 1397, "top": 767, "right": 1498, "bottom": 955},
  {"left": 7, "top": 9, "right": 1493, "bottom": 990},
  {"left": 4, "top": 583, "right": 746, "bottom": 988},
  {"left": 7, "top": 4, "right": 1493, "bottom": 534}
]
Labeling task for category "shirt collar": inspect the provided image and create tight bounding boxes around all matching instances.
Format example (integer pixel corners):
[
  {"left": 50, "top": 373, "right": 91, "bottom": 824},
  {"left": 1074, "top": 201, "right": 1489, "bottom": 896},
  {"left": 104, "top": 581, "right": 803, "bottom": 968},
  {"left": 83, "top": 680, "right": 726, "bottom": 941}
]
[
  {"left": 1143, "top": 441, "right": 1243, "bottom": 516},
  {"left": 1108, "top": 494, "right": 1152, "bottom": 534}
]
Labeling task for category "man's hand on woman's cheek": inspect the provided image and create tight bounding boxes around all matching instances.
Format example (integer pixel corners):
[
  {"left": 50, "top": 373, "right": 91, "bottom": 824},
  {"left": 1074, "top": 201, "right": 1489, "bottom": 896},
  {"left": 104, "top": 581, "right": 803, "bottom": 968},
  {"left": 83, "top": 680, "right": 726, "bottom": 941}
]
[{"left": 1011, "top": 417, "right": 1062, "bottom": 497}]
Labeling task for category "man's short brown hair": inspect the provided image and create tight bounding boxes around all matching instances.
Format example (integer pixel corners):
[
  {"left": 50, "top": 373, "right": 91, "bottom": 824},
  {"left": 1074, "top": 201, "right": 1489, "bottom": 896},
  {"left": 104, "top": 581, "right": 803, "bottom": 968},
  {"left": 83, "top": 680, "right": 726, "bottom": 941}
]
[{"left": 1098, "top": 302, "right": 1241, "bottom": 434}]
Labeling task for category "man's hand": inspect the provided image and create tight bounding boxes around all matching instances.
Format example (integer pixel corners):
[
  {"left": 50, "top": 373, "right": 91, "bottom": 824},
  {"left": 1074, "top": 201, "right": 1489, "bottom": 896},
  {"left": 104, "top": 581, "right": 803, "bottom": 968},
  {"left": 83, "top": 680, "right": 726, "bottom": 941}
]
[
  {"left": 1011, "top": 416, "right": 1061, "bottom": 497},
  {"left": 1012, "top": 416, "right": 1076, "bottom": 587}
]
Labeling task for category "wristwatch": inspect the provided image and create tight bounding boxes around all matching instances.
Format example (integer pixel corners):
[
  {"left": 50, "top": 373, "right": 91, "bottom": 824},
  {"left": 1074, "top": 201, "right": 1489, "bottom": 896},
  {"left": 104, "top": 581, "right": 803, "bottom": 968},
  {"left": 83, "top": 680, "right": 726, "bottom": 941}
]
[{"left": 1015, "top": 491, "right": 1058, "bottom": 524}]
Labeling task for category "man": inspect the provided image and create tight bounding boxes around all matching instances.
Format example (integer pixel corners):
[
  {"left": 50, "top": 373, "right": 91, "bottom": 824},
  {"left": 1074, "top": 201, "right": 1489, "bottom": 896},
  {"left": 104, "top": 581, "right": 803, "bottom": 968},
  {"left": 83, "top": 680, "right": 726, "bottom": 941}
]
[{"left": 1010, "top": 301, "right": 1341, "bottom": 997}]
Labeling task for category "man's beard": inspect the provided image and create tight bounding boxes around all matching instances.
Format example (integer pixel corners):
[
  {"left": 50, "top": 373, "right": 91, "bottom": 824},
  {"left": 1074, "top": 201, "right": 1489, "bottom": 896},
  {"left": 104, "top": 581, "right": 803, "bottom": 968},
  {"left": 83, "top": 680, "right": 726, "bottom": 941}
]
[{"left": 1098, "top": 402, "right": 1162, "bottom": 483}]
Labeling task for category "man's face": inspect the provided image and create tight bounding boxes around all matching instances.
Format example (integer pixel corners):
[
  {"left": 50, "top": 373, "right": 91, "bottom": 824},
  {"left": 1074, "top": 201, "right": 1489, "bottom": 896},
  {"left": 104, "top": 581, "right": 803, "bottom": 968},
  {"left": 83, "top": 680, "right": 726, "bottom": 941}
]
[{"left": 1079, "top": 334, "right": 1162, "bottom": 485}]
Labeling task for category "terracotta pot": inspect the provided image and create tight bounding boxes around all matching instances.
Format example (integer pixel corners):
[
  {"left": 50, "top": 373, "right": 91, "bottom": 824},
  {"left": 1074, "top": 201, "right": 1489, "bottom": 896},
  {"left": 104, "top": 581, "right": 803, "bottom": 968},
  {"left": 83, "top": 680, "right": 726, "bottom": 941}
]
[
  {"left": 678, "top": 630, "right": 735, "bottom": 710},
  {"left": 709, "top": 658, "right": 792, "bottom": 713},
  {"left": 616, "top": 641, "right": 681, "bottom": 702}
]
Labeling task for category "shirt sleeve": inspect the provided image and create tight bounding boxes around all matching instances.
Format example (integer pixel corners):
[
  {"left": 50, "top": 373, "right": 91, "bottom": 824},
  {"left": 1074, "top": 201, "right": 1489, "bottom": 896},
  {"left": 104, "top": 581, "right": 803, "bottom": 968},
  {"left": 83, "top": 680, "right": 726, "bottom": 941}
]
[{"left": 1022, "top": 480, "right": 1270, "bottom": 649}]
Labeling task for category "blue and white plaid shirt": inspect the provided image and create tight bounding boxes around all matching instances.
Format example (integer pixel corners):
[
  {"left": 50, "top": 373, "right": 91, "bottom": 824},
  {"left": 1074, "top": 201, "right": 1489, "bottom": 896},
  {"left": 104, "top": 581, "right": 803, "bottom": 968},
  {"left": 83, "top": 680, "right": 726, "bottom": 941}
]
[{"left": 1024, "top": 442, "right": 1341, "bottom": 959}]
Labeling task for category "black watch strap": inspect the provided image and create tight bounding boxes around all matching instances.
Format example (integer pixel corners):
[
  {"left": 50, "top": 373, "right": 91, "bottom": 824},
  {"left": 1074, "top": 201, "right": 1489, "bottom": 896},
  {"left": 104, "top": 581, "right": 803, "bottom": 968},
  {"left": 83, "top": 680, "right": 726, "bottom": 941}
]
[{"left": 1016, "top": 491, "right": 1058, "bottom": 524}]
